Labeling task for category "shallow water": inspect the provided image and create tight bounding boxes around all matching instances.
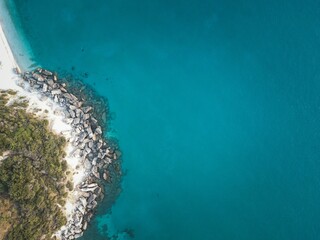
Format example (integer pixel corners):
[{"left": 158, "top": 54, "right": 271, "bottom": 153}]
[{"left": 8, "top": 0, "right": 320, "bottom": 239}]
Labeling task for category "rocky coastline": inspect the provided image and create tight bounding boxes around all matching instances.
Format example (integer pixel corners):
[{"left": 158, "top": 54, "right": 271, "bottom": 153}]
[{"left": 21, "top": 68, "right": 119, "bottom": 240}]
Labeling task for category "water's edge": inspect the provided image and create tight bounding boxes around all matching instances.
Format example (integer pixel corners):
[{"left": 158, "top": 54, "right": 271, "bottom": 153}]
[{"left": 0, "top": 0, "right": 35, "bottom": 70}]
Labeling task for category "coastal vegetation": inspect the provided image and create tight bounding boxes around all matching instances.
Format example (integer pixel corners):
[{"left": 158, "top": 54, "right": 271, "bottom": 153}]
[{"left": 0, "top": 90, "right": 69, "bottom": 240}]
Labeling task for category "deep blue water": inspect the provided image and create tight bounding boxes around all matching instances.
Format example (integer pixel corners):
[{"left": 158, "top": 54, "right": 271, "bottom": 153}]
[{"left": 7, "top": 0, "right": 320, "bottom": 239}]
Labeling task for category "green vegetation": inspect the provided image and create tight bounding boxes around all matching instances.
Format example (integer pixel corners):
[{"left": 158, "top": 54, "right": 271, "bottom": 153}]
[
  {"left": 66, "top": 181, "right": 74, "bottom": 191},
  {"left": 0, "top": 91, "right": 70, "bottom": 240},
  {"left": 0, "top": 197, "right": 18, "bottom": 240}
]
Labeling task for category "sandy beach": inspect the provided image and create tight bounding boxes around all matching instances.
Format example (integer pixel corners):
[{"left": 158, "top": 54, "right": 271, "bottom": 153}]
[{"left": 0, "top": 21, "right": 85, "bottom": 223}]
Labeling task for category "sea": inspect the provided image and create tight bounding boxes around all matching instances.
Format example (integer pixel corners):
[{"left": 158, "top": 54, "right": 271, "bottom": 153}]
[{"left": 3, "top": 0, "right": 320, "bottom": 239}]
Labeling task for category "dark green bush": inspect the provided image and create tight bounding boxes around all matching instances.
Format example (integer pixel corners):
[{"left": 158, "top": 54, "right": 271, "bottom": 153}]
[{"left": 0, "top": 91, "right": 70, "bottom": 240}]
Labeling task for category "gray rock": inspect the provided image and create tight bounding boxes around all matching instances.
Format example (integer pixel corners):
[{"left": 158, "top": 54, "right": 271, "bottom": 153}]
[
  {"left": 60, "top": 87, "right": 68, "bottom": 92},
  {"left": 70, "top": 93, "right": 78, "bottom": 101},
  {"left": 51, "top": 89, "right": 62, "bottom": 95},
  {"left": 91, "top": 201, "right": 98, "bottom": 209},
  {"left": 76, "top": 109, "right": 83, "bottom": 118},
  {"left": 95, "top": 186, "right": 102, "bottom": 195},
  {"left": 97, "top": 141, "right": 103, "bottom": 149},
  {"left": 83, "top": 114, "right": 90, "bottom": 120},
  {"left": 84, "top": 159, "right": 92, "bottom": 170},
  {"left": 64, "top": 93, "right": 73, "bottom": 100},
  {"left": 91, "top": 117, "right": 98, "bottom": 124},
  {"left": 85, "top": 146, "right": 92, "bottom": 154},
  {"left": 86, "top": 126, "right": 93, "bottom": 136},
  {"left": 103, "top": 171, "right": 109, "bottom": 181},
  {"left": 43, "top": 69, "right": 53, "bottom": 76},
  {"left": 77, "top": 204, "right": 85, "bottom": 215},
  {"left": 69, "top": 110, "right": 76, "bottom": 118},
  {"left": 79, "top": 197, "right": 87, "bottom": 207},
  {"left": 92, "top": 134, "right": 97, "bottom": 141},
  {"left": 47, "top": 79, "right": 54, "bottom": 86},
  {"left": 83, "top": 106, "right": 93, "bottom": 113},
  {"left": 74, "top": 232, "right": 83, "bottom": 238},
  {"left": 92, "top": 166, "right": 98, "bottom": 174},
  {"left": 82, "top": 221, "right": 88, "bottom": 231},
  {"left": 73, "top": 118, "right": 80, "bottom": 125},
  {"left": 95, "top": 126, "right": 102, "bottom": 135},
  {"left": 43, "top": 83, "right": 48, "bottom": 92},
  {"left": 33, "top": 73, "right": 44, "bottom": 81},
  {"left": 34, "top": 84, "right": 41, "bottom": 89}
]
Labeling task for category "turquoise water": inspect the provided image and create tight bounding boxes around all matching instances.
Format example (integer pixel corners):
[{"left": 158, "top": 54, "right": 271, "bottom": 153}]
[{"left": 8, "top": 0, "right": 320, "bottom": 239}]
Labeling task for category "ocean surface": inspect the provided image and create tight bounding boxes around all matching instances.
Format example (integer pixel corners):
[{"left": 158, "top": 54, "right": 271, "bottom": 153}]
[{"left": 5, "top": 0, "right": 320, "bottom": 239}]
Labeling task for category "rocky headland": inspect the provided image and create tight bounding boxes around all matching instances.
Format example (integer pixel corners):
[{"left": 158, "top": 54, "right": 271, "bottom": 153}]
[{"left": 20, "top": 68, "right": 121, "bottom": 240}]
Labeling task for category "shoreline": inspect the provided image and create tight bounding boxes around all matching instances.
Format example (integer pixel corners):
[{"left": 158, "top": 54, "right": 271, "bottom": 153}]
[
  {"left": 0, "top": 0, "right": 35, "bottom": 71},
  {"left": 0, "top": 16, "right": 117, "bottom": 240},
  {"left": 0, "top": 21, "right": 84, "bottom": 214}
]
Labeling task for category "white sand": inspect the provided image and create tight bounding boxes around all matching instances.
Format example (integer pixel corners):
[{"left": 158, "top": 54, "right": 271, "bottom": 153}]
[{"left": 0, "top": 22, "right": 85, "bottom": 220}]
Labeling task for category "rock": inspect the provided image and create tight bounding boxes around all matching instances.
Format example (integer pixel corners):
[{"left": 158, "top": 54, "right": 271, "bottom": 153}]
[
  {"left": 69, "top": 105, "right": 77, "bottom": 110},
  {"left": 76, "top": 109, "right": 83, "bottom": 118},
  {"left": 87, "top": 193, "right": 95, "bottom": 204},
  {"left": 73, "top": 118, "right": 80, "bottom": 125},
  {"left": 64, "top": 93, "right": 73, "bottom": 100},
  {"left": 70, "top": 93, "right": 78, "bottom": 101},
  {"left": 86, "top": 212, "right": 93, "bottom": 221},
  {"left": 83, "top": 114, "right": 90, "bottom": 120},
  {"left": 91, "top": 201, "right": 98, "bottom": 209},
  {"left": 92, "top": 166, "right": 98, "bottom": 174},
  {"left": 47, "top": 79, "right": 54, "bottom": 86},
  {"left": 69, "top": 110, "right": 76, "bottom": 118},
  {"left": 40, "top": 95, "right": 48, "bottom": 101},
  {"left": 74, "top": 232, "right": 83, "bottom": 238},
  {"left": 60, "top": 87, "right": 67, "bottom": 93},
  {"left": 105, "top": 157, "right": 112, "bottom": 164},
  {"left": 43, "top": 83, "right": 48, "bottom": 92},
  {"left": 91, "top": 117, "right": 98, "bottom": 124},
  {"left": 97, "top": 141, "right": 103, "bottom": 149},
  {"left": 85, "top": 146, "right": 91, "bottom": 154},
  {"left": 34, "top": 84, "right": 41, "bottom": 89},
  {"left": 79, "top": 197, "right": 87, "bottom": 207},
  {"left": 43, "top": 69, "right": 53, "bottom": 76},
  {"left": 92, "top": 171, "right": 100, "bottom": 179},
  {"left": 103, "top": 171, "right": 109, "bottom": 181},
  {"left": 82, "top": 192, "right": 90, "bottom": 198},
  {"left": 80, "top": 186, "right": 97, "bottom": 192},
  {"left": 95, "top": 126, "right": 102, "bottom": 135},
  {"left": 51, "top": 89, "right": 62, "bottom": 95},
  {"left": 84, "top": 159, "right": 91, "bottom": 170},
  {"left": 83, "top": 106, "right": 93, "bottom": 113},
  {"left": 95, "top": 186, "right": 102, "bottom": 195},
  {"left": 81, "top": 182, "right": 98, "bottom": 189},
  {"left": 86, "top": 126, "right": 93, "bottom": 136},
  {"left": 75, "top": 101, "right": 83, "bottom": 108},
  {"left": 77, "top": 204, "right": 85, "bottom": 215},
  {"left": 92, "top": 134, "right": 97, "bottom": 141},
  {"left": 82, "top": 221, "right": 88, "bottom": 231},
  {"left": 33, "top": 73, "right": 44, "bottom": 81}
]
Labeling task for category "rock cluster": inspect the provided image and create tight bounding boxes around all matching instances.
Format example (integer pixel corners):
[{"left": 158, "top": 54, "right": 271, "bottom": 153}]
[{"left": 21, "top": 68, "right": 118, "bottom": 239}]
